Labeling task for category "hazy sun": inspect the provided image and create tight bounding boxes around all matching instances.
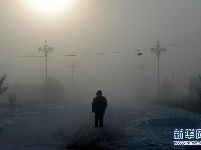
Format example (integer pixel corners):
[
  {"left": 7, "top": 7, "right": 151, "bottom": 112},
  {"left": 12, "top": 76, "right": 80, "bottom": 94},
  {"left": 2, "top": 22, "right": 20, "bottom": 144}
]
[{"left": 30, "top": 0, "right": 74, "bottom": 13}]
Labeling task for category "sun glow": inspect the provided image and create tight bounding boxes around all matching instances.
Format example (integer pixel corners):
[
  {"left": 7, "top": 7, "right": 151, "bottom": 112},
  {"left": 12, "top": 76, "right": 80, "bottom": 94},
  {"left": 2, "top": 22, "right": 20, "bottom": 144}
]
[{"left": 30, "top": 0, "right": 74, "bottom": 13}]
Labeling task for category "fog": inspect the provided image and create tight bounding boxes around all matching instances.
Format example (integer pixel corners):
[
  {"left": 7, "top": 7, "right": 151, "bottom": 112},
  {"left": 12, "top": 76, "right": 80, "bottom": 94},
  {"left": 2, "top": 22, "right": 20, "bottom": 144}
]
[{"left": 1, "top": 0, "right": 201, "bottom": 104}]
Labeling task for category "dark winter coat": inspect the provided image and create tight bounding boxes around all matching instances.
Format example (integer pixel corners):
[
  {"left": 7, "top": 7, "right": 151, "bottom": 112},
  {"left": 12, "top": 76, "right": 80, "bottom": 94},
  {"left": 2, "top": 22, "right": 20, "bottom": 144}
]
[{"left": 92, "top": 96, "right": 107, "bottom": 114}]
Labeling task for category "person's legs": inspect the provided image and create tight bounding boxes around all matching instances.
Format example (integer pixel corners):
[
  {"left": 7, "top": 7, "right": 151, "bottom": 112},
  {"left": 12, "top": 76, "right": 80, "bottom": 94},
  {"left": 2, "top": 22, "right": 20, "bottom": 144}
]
[
  {"left": 95, "top": 113, "right": 99, "bottom": 127},
  {"left": 99, "top": 114, "right": 104, "bottom": 126}
]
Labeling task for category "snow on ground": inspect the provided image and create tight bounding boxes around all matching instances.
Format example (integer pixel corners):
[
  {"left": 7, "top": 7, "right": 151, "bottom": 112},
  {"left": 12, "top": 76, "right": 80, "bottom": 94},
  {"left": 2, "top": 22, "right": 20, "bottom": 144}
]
[{"left": 0, "top": 101, "right": 201, "bottom": 150}]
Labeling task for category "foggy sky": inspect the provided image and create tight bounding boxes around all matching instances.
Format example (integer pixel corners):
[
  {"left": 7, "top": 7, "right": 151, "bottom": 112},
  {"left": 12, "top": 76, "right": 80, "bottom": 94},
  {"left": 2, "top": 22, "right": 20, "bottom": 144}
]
[{"left": 1, "top": 0, "right": 201, "bottom": 101}]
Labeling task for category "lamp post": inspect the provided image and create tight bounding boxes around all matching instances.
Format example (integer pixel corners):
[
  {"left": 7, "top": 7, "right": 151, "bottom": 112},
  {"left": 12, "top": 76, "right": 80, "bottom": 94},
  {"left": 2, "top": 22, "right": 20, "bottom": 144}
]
[
  {"left": 38, "top": 40, "right": 54, "bottom": 103},
  {"left": 137, "top": 62, "right": 147, "bottom": 101},
  {"left": 69, "top": 61, "right": 77, "bottom": 101},
  {"left": 150, "top": 41, "right": 166, "bottom": 101}
]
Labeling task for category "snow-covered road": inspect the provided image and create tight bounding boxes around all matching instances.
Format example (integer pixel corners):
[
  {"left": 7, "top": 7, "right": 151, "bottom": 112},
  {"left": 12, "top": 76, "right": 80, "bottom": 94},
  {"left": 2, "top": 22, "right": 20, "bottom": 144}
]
[{"left": 0, "top": 101, "right": 201, "bottom": 150}]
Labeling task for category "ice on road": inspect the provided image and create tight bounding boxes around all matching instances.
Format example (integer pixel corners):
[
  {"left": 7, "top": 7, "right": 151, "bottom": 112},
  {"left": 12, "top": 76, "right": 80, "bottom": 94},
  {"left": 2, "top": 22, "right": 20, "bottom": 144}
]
[{"left": 0, "top": 101, "right": 201, "bottom": 150}]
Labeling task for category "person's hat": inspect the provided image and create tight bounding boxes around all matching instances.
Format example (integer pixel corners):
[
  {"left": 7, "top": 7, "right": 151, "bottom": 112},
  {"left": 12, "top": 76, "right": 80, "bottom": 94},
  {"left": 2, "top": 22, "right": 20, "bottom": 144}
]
[{"left": 96, "top": 90, "right": 102, "bottom": 95}]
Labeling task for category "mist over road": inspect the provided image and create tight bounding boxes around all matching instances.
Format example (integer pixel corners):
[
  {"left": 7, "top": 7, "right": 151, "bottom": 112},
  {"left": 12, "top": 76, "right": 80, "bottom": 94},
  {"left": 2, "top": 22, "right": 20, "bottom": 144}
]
[{"left": 0, "top": 101, "right": 200, "bottom": 150}]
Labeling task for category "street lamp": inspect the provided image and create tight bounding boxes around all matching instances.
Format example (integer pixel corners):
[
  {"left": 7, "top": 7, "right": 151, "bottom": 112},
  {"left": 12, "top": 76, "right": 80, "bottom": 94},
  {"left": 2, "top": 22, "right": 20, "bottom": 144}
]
[
  {"left": 150, "top": 41, "right": 166, "bottom": 101},
  {"left": 38, "top": 40, "right": 54, "bottom": 103}
]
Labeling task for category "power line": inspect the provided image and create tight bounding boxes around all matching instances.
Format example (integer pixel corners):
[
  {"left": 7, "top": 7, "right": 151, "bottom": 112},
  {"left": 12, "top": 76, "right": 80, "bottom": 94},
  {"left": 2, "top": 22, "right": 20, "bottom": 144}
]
[
  {"left": 189, "top": 42, "right": 201, "bottom": 62},
  {"left": 15, "top": 38, "right": 201, "bottom": 60},
  {"left": 60, "top": 39, "right": 201, "bottom": 58}
]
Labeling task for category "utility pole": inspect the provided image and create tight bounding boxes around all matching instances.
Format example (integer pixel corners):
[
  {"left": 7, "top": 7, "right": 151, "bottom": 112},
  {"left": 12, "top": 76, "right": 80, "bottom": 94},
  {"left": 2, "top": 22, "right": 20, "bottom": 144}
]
[
  {"left": 150, "top": 41, "right": 166, "bottom": 101},
  {"left": 137, "top": 62, "right": 147, "bottom": 101},
  {"left": 69, "top": 61, "right": 77, "bottom": 101},
  {"left": 38, "top": 40, "right": 54, "bottom": 103},
  {"left": 172, "top": 73, "right": 176, "bottom": 100}
]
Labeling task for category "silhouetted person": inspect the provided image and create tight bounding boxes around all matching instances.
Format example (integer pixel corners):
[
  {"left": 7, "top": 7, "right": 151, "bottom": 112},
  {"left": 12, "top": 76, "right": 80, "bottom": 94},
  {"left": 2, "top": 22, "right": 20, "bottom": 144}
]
[{"left": 92, "top": 90, "right": 107, "bottom": 127}]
